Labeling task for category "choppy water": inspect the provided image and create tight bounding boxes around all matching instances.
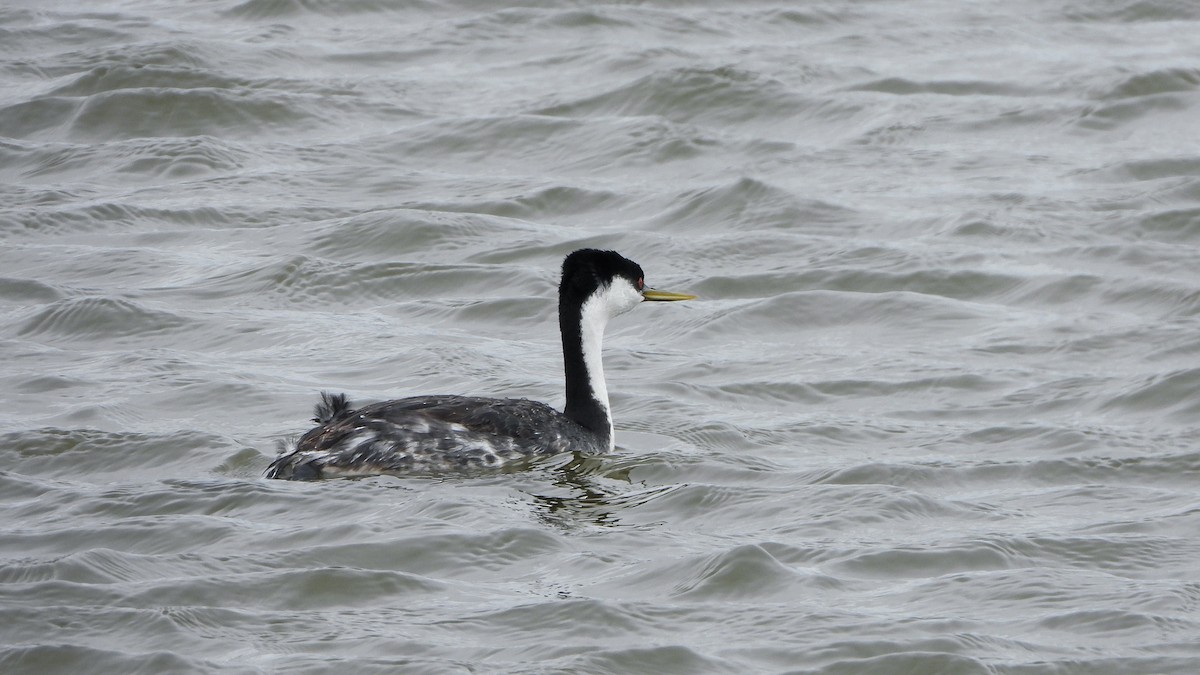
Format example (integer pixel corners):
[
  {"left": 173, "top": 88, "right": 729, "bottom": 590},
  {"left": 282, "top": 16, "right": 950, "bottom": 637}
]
[{"left": 3, "top": 0, "right": 1200, "bottom": 672}]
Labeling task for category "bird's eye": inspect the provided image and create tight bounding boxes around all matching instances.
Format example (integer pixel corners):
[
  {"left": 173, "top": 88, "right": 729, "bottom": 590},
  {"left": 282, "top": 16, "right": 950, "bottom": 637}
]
[{"left": 636, "top": 277, "right": 644, "bottom": 290}]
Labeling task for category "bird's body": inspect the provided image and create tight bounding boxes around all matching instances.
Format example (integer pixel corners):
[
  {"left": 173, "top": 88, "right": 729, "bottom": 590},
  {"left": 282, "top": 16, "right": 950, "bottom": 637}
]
[
  {"left": 265, "top": 249, "right": 693, "bottom": 480},
  {"left": 266, "top": 393, "right": 597, "bottom": 479}
]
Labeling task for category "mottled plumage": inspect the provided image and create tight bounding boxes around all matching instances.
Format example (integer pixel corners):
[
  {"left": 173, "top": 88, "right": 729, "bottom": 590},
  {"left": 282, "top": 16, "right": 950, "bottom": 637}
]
[
  {"left": 265, "top": 249, "right": 693, "bottom": 480},
  {"left": 264, "top": 392, "right": 600, "bottom": 478}
]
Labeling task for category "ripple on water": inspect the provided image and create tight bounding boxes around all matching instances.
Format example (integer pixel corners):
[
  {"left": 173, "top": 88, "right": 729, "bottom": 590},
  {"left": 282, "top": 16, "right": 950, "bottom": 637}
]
[
  {"left": 688, "top": 289, "right": 992, "bottom": 342},
  {"left": 47, "top": 64, "right": 249, "bottom": 98},
  {"left": 565, "top": 644, "right": 742, "bottom": 675},
  {"left": 403, "top": 181, "right": 631, "bottom": 224},
  {"left": 609, "top": 481, "right": 993, "bottom": 539},
  {"left": 1075, "top": 93, "right": 1193, "bottom": 132},
  {"left": 833, "top": 440, "right": 1200, "bottom": 487},
  {"left": 0, "top": 644, "right": 235, "bottom": 675},
  {"left": 844, "top": 76, "right": 1041, "bottom": 98},
  {"left": 535, "top": 65, "right": 828, "bottom": 127},
  {"left": 0, "top": 206, "right": 218, "bottom": 243},
  {"left": 26, "top": 137, "right": 248, "bottom": 182},
  {"left": 1099, "top": 368, "right": 1200, "bottom": 421},
  {"left": 377, "top": 114, "right": 799, "bottom": 178},
  {"left": 827, "top": 529, "right": 1200, "bottom": 582},
  {"left": 798, "top": 651, "right": 991, "bottom": 675},
  {"left": 668, "top": 543, "right": 844, "bottom": 601},
  {"left": 0, "top": 547, "right": 165, "bottom": 585},
  {"left": 1120, "top": 206, "right": 1200, "bottom": 243},
  {"left": 647, "top": 176, "right": 853, "bottom": 233},
  {"left": 302, "top": 210, "right": 522, "bottom": 261},
  {"left": 222, "top": 0, "right": 403, "bottom": 20},
  {"left": 0, "top": 88, "right": 299, "bottom": 142},
  {"left": 0, "top": 428, "right": 234, "bottom": 480},
  {"left": 0, "top": 277, "right": 62, "bottom": 304},
  {"left": 16, "top": 296, "right": 193, "bottom": 346},
  {"left": 1096, "top": 66, "right": 1200, "bottom": 100},
  {"left": 191, "top": 254, "right": 545, "bottom": 309},
  {"left": 71, "top": 88, "right": 308, "bottom": 141},
  {"left": 131, "top": 567, "right": 448, "bottom": 612},
  {"left": 275, "top": 527, "right": 565, "bottom": 580},
  {"left": 1063, "top": 0, "right": 1200, "bottom": 22},
  {"left": 435, "top": 597, "right": 652, "bottom": 644}
]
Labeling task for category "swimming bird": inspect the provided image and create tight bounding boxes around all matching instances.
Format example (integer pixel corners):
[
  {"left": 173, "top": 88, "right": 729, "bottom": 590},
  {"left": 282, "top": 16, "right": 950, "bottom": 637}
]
[{"left": 264, "top": 249, "right": 694, "bottom": 479}]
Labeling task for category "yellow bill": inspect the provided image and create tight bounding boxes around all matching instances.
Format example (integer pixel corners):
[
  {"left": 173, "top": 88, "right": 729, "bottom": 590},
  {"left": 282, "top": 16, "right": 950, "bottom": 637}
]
[{"left": 642, "top": 288, "right": 697, "bottom": 302}]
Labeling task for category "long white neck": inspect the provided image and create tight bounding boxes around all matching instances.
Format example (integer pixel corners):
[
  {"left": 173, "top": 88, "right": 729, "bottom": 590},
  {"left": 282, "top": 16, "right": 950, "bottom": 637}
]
[
  {"left": 578, "top": 293, "right": 612, "bottom": 448},
  {"left": 560, "top": 276, "right": 642, "bottom": 451}
]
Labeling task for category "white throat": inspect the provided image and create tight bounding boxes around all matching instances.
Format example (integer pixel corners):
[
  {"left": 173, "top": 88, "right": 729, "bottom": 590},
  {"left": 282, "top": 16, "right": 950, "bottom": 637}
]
[
  {"left": 574, "top": 277, "right": 643, "bottom": 451},
  {"left": 578, "top": 292, "right": 613, "bottom": 447}
]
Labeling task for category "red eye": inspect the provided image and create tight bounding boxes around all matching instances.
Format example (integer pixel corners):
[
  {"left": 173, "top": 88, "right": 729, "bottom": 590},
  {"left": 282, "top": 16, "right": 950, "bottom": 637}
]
[{"left": 637, "top": 277, "right": 644, "bottom": 290}]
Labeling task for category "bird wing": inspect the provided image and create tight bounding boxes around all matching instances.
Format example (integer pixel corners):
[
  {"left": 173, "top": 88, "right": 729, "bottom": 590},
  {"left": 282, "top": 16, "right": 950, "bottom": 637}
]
[{"left": 362, "top": 395, "right": 573, "bottom": 441}]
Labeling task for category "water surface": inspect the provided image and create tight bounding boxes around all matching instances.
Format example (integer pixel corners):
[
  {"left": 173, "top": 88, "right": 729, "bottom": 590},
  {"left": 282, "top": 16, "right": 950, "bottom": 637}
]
[{"left": 3, "top": 0, "right": 1200, "bottom": 673}]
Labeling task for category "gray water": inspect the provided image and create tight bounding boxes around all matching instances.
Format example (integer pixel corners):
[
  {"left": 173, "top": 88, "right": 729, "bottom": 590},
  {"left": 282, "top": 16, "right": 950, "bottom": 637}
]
[{"left": 3, "top": 0, "right": 1200, "bottom": 673}]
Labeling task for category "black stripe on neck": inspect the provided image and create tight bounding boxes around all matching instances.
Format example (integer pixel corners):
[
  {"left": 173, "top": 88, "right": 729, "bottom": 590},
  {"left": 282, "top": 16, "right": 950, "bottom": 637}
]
[{"left": 559, "top": 294, "right": 610, "bottom": 445}]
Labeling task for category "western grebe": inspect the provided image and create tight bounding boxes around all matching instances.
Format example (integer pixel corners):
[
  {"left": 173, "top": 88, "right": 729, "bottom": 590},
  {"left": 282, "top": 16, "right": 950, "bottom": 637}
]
[{"left": 264, "top": 249, "right": 694, "bottom": 479}]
